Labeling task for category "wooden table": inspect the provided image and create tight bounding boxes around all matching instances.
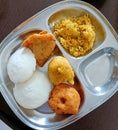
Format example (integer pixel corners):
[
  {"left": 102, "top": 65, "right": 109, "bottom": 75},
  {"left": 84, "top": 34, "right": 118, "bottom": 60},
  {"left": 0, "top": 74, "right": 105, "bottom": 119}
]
[{"left": 0, "top": 0, "right": 118, "bottom": 130}]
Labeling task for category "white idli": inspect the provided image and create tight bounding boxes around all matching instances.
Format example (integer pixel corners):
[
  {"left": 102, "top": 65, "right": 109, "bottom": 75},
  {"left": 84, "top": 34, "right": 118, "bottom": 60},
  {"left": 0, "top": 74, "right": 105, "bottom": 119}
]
[
  {"left": 13, "top": 70, "right": 52, "bottom": 109},
  {"left": 7, "top": 47, "right": 36, "bottom": 83}
]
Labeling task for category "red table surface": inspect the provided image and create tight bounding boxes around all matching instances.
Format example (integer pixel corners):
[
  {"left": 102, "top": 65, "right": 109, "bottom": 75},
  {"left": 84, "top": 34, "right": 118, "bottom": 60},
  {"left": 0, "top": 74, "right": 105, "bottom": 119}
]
[{"left": 0, "top": 0, "right": 118, "bottom": 130}]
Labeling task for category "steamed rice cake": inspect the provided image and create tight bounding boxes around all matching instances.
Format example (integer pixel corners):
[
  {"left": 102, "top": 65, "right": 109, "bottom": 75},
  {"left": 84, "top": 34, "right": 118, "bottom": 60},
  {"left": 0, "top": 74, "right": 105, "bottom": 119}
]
[
  {"left": 13, "top": 70, "right": 53, "bottom": 109},
  {"left": 7, "top": 47, "right": 36, "bottom": 83}
]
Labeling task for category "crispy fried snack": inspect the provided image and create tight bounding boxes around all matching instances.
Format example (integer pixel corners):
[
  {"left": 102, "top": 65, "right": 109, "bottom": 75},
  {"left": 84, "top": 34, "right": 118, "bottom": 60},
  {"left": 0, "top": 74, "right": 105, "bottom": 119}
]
[
  {"left": 48, "top": 83, "right": 81, "bottom": 114},
  {"left": 21, "top": 31, "right": 56, "bottom": 66},
  {"left": 48, "top": 56, "right": 74, "bottom": 85}
]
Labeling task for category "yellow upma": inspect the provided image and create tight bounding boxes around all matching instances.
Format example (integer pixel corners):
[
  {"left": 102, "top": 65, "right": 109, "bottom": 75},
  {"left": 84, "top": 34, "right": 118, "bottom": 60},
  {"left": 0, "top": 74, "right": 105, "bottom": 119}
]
[{"left": 53, "top": 15, "right": 96, "bottom": 57}]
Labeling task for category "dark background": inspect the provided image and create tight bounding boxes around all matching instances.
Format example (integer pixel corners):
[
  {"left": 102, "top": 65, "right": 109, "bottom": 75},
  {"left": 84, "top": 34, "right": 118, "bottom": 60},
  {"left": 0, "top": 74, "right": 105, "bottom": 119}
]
[{"left": 0, "top": 0, "right": 118, "bottom": 130}]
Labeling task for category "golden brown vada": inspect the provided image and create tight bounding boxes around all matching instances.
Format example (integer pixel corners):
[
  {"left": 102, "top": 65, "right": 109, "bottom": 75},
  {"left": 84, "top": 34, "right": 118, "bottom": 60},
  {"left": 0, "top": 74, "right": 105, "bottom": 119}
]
[{"left": 48, "top": 83, "right": 81, "bottom": 114}]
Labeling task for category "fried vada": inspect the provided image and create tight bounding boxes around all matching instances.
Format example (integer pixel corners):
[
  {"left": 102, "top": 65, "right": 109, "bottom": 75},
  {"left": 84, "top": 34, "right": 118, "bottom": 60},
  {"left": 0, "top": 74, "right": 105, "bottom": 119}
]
[
  {"left": 21, "top": 31, "right": 56, "bottom": 66},
  {"left": 48, "top": 83, "right": 81, "bottom": 114},
  {"left": 48, "top": 56, "right": 74, "bottom": 85}
]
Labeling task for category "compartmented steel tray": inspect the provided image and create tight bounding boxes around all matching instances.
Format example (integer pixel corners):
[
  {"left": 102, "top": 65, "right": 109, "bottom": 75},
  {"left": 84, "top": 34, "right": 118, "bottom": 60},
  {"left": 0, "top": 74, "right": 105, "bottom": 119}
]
[{"left": 0, "top": 0, "right": 118, "bottom": 129}]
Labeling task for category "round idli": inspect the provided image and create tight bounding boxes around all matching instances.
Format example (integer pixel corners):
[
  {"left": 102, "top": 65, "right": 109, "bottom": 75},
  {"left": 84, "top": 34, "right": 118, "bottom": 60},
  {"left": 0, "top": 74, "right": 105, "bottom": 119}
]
[
  {"left": 13, "top": 70, "right": 53, "bottom": 109},
  {"left": 7, "top": 47, "right": 36, "bottom": 83}
]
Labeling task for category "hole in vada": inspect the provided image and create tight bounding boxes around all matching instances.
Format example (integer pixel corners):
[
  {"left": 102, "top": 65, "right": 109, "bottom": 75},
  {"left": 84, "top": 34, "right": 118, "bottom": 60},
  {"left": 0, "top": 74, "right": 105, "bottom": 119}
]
[{"left": 60, "top": 97, "right": 66, "bottom": 104}]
